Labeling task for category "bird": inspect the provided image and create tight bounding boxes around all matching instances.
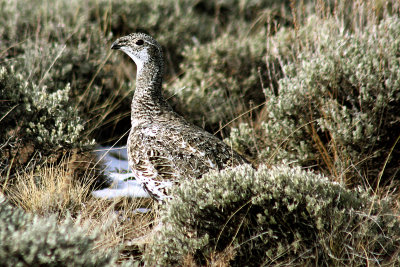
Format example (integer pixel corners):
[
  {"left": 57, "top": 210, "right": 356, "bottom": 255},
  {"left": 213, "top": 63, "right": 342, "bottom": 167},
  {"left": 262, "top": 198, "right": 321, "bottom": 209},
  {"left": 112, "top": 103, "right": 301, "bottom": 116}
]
[{"left": 111, "top": 33, "right": 248, "bottom": 201}]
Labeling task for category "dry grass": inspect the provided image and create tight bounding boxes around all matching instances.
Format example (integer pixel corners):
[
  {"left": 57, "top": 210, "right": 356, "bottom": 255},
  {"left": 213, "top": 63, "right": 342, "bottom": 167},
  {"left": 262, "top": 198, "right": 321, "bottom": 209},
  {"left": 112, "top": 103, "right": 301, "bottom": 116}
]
[
  {"left": 81, "top": 197, "right": 156, "bottom": 261},
  {"left": 207, "top": 246, "right": 237, "bottom": 267},
  {"left": 2, "top": 155, "right": 157, "bottom": 262},
  {"left": 179, "top": 246, "right": 236, "bottom": 267},
  {"left": 4, "top": 158, "right": 90, "bottom": 216}
]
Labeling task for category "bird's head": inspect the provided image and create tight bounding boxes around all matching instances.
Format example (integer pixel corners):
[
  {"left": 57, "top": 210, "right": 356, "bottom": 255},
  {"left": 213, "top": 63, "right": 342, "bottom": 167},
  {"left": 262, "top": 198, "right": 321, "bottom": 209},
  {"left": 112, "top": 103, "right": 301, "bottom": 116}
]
[{"left": 111, "top": 32, "right": 163, "bottom": 71}]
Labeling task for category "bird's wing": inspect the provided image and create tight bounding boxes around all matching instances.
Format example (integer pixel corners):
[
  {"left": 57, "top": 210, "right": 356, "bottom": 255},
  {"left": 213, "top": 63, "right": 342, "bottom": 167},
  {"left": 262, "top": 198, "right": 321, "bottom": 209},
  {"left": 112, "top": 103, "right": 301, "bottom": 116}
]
[{"left": 129, "top": 122, "right": 246, "bottom": 183}]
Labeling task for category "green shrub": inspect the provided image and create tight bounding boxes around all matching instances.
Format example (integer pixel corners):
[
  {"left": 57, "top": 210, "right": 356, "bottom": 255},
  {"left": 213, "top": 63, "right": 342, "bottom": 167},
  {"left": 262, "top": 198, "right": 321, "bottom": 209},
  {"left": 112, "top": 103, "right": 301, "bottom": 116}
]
[
  {"left": 0, "top": 66, "right": 93, "bottom": 173},
  {"left": 0, "top": 0, "right": 129, "bottom": 145},
  {"left": 16, "top": 33, "right": 110, "bottom": 92},
  {"left": 0, "top": 66, "right": 89, "bottom": 148},
  {"left": 224, "top": 123, "right": 265, "bottom": 162},
  {"left": 167, "top": 31, "right": 269, "bottom": 128},
  {"left": 0, "top": 196, "right": 117, "bottom": 266},
  {"left": 13, "top": 32, "right": 123, "bottom": 142},
  {"left": 145, "top": 165, "right": 400, "bottom": 266},
  {"left": 227, "top": 16, "right": 400, "bottom": 184}
]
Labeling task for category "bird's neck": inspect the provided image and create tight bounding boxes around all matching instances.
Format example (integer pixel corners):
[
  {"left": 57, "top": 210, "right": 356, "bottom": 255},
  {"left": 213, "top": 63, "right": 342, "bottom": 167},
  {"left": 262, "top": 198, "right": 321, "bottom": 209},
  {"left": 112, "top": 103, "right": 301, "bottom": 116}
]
[{"left": 132, "top": 60, "right": 170, "bottom": 120}]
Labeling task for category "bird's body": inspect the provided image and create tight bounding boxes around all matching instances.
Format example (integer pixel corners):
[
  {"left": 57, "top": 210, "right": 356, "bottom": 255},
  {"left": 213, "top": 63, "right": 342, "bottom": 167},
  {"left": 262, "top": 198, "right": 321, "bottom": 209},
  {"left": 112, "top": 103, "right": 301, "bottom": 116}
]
[{"left": 111, "top": 33, "right": 247, "bottom": 201}]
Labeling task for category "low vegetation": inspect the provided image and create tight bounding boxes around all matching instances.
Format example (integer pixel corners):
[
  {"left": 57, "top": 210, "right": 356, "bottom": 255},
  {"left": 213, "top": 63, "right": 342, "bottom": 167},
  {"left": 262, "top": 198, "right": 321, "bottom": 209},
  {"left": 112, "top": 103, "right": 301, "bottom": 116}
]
[
  {"left": 146, "top": 165, "right": 400, "bottom": 266},
  {"left": 226, "top": 16, "right": 400, "bottom": 186},
  {"left": 0, "top": 195, "right": 117, "bottom": 266},
  {"left": 1, "top": 0, "right": 399, "bottom": 265}
]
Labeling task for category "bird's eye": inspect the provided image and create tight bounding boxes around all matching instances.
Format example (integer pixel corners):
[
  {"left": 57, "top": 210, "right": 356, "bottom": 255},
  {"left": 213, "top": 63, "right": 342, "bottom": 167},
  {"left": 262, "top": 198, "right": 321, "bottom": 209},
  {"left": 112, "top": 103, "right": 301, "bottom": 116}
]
[{"left": 135, "top": 39, "right": 144, "bottom": 45}]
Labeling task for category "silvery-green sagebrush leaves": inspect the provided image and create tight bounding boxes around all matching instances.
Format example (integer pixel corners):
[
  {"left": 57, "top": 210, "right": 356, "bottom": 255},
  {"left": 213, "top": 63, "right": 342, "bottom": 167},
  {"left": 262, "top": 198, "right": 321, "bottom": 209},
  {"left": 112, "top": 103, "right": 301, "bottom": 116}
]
[{"left": 146, "top": 165, "right": 400, "bottom": 266}]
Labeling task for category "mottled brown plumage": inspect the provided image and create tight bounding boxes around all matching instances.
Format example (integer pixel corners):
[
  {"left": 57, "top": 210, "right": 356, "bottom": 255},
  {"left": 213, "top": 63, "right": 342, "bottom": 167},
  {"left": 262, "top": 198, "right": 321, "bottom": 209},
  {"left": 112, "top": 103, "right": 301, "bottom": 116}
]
[{"left": 111, "top": 33, "right": 247, "bottom": 201}]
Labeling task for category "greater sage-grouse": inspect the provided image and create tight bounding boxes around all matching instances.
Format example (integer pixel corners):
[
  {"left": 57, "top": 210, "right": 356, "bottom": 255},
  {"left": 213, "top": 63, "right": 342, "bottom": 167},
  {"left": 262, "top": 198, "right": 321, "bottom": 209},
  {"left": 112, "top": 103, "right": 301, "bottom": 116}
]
[{"left": 111, "top": 33, "right": 248, "bottom": 201}]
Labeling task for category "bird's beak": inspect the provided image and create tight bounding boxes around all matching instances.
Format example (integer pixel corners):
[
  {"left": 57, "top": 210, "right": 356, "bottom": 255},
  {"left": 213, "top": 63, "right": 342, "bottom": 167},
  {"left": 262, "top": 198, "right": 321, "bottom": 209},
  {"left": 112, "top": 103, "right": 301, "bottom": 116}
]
[{"left": 111, "top": 40, "right": 122, "bottom": 50}]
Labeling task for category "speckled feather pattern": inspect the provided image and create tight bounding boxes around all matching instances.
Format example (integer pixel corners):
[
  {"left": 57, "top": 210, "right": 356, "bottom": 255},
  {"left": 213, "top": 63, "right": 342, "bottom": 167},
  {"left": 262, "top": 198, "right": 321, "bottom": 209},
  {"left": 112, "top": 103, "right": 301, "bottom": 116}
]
[{"left": 112, "top": 33, "right": 247, "bottom": 201}]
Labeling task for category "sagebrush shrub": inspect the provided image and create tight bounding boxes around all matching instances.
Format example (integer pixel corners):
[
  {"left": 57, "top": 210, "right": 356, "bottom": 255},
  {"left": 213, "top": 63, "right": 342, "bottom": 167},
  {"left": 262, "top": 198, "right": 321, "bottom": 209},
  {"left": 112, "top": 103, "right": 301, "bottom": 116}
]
[
  {"left": 168, "top": 31, "right": 269, "bottom": 128},
  {"left": 0, "top": 66, "right": 90, "bottom": 150},
  {"left": 0, "top": 66, "right": 95, "bottom": 175},
  {"left": 0, "top": 196, "right": 117, "bottom": 266},
  {"left": 145, "top": 165, "right": 400, "bottom": 266},
  {"left": 0, "top": 0, "right": 131, "bottom": 145},
  {"left": 227, "top": 16, "right": 400, "bottom": 184}
]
